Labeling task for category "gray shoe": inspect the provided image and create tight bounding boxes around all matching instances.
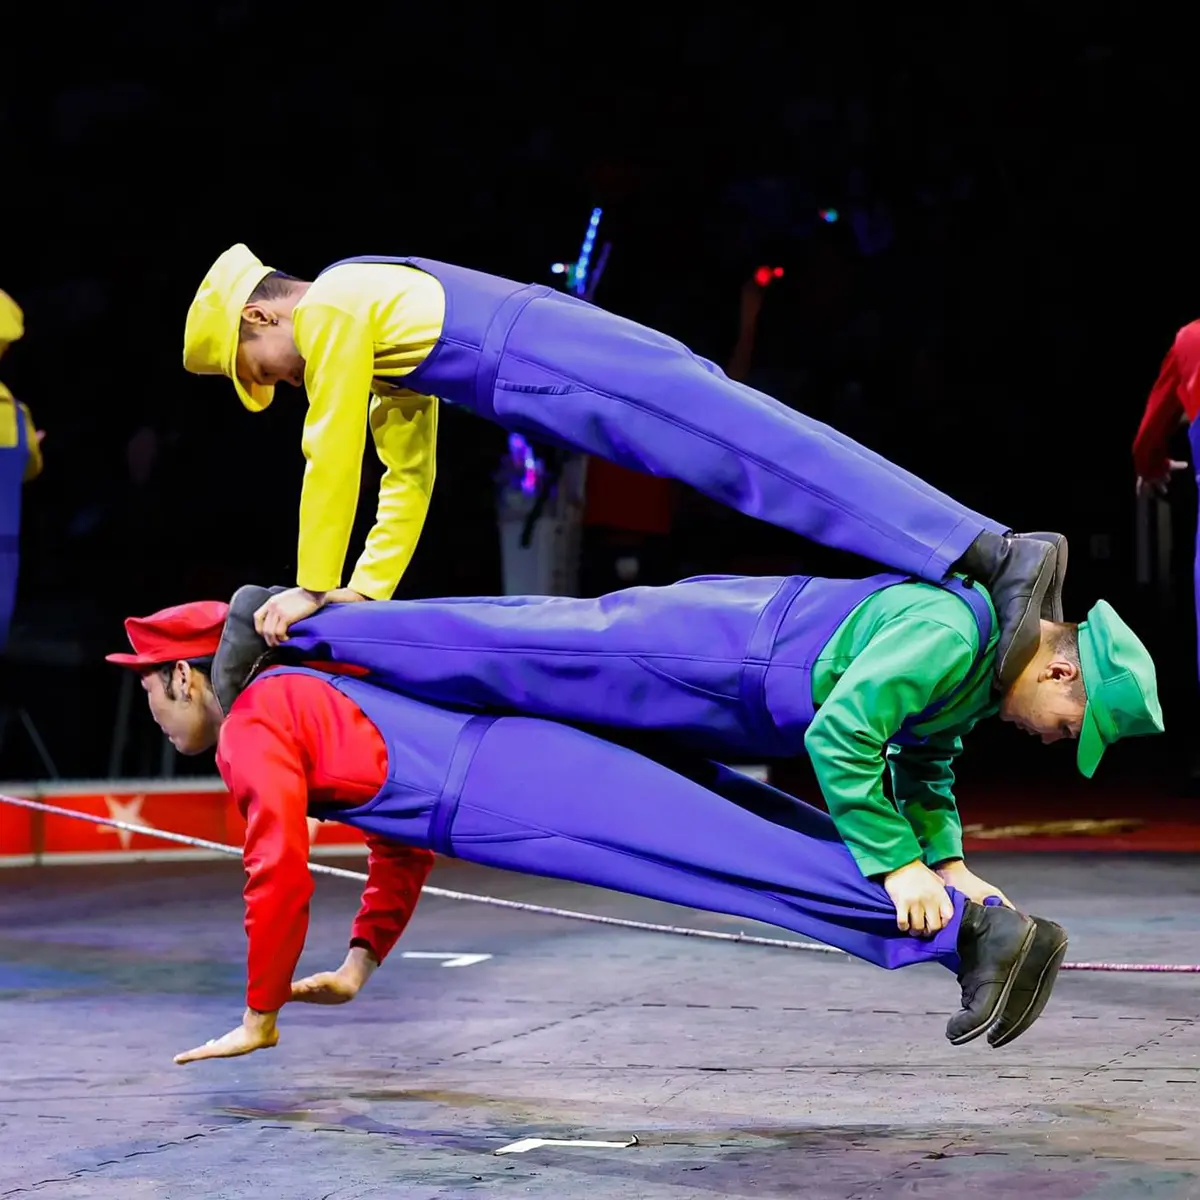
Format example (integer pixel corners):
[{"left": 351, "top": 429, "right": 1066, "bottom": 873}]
[
  {"left": 955, "top": 532, "right": 1060, "bottom": 686},
  {"left": 1014, "top": 532, "right": 1068, "bottom": 622},
  {"left": 210, "top": 584, "right": 288, "bottom": 715}
]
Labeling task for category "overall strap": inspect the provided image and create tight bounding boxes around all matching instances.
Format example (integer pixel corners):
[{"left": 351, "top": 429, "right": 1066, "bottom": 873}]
[
  {"left": 895, "top": 577, "right": 994, "bottom": 742},
  {"left": 429, "top": 715, "right": 497, "bottom": 856}
]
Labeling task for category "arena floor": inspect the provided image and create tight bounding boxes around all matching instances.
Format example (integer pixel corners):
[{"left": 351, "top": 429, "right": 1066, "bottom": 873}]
[{"left": 2, "top": 854, "right": 1200, "bottom": 1199}]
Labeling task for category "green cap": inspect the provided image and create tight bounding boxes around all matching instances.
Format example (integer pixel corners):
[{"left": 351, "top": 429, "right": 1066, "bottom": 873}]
[{"left": 1076, "top": 600, "right": 1164, "bottom": 778}]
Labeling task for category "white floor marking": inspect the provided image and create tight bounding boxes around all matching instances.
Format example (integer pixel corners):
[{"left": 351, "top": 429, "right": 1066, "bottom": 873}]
[
  {"left": 495, "top": 1136, "right": 639, "bottom": 1155},
  {"left": 400, "top": 951, "right": 493, "bottom": 968}
]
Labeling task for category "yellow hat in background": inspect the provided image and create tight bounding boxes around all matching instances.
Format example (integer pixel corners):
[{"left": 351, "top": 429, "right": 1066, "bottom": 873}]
[
  {"left": 182, "top": 244, "right": 275, "bottom": 411},
  {"left": 0, "top": 289, "right": 24, "bottom": 351}
]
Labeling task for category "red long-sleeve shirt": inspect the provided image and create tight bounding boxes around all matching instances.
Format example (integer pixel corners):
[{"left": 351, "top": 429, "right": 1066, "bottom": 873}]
[
  {"left": 214, "top": 669, "right": 435, "bottom": 1012},
  {"left": 1133, "top": 320, "right": 1200, "bottom": 480}
]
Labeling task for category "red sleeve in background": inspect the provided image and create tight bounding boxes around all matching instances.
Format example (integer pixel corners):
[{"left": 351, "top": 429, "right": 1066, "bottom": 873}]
[
  {"left": 1174, "top": 323, "right": 1200, "bottom": 424},
  {"left": 1133, "top": 322, "right": 1200, "bottom": 480},
  {"left": 350, "top": 835, "right": 436, "bottom": 962}
]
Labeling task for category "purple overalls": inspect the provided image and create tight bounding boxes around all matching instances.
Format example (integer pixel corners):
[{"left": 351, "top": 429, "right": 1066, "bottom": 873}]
[
  {"left": 287, "top": 572, "right": 992, "bottom": 759},
  {"left": 257, "top": 664, "right": 966, "bottom": 972},
  {"left": 322, "top": 256, "right": 1006, "bottom": 579}
]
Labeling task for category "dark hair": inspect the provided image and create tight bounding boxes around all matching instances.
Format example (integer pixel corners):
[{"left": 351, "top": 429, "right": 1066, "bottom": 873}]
[
  {"left": 239, "top": 271, "right": 302, "bottom": 341},
  {"left": 153, "top": 657, "right": 213, "bottom": 700},
  {"left": 1048, "top": 623, "right": 1087, "bottom": 703},
  {"left": 248, "top": 271, "right": 302, "bottom": 303}
]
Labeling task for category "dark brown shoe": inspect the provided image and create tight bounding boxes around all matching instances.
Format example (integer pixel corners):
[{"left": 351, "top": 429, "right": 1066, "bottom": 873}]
[
  {"left": 987, "top": 916, "right": 1069, "bottom": 1049},
  {"left": 946, "top": 901, "right": 1036, "bottom": 1045}
]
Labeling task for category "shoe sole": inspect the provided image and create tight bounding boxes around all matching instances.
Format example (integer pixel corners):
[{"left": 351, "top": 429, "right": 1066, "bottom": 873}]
[
  {"left": 947, "top": 921, "right": 1037, "bottom": 1046},
  {"left": 988, "top": 922, "right": 1069, "bottom": 1049},
  {"left": 1016, "top": 532, "right": 1068, "bottom": 622}
]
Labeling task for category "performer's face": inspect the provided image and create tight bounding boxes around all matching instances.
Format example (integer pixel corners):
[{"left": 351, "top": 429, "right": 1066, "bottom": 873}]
[
  {"left": 236, "top": 310, "right": 305, "bottom": 393},
  {"left": 140, "top": 663, "right": 221, "bottom": 755},
  {"left": 997, "top": 638, "right": 1086, "bottom": 747}
]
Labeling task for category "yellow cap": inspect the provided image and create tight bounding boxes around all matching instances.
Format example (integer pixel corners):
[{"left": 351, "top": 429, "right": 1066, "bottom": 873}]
[
  {"left": 0, "top": 289, "right": 24, "bottom": 351},
  {"left": 183, "top": 244, "right": 276, "bottom": 412}
]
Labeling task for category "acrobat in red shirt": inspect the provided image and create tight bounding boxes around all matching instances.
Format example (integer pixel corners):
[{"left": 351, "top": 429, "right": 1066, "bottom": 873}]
[{"left": 215, "top": 670, "right": 434, "bottom": 1013}]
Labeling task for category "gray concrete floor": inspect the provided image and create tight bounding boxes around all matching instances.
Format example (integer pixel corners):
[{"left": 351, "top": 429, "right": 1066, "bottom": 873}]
[{"left": 1, "top": 854, "right": 1199, "bottom": 1199}]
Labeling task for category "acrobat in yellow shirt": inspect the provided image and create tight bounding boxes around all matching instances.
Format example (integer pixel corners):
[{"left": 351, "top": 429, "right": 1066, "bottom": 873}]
[{"left": 184, "top": 248, "right": 444, "bottom": 600}]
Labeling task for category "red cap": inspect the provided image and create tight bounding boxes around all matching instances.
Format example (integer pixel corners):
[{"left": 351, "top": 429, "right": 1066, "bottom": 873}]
[{"left": 105, "top": 600, "right": 229, "bottom": 669}]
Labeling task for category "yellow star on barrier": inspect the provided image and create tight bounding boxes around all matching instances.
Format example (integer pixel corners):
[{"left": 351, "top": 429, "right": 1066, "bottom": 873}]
[{"left": 97, "top": 795, "right": 155, "bottom": 850}]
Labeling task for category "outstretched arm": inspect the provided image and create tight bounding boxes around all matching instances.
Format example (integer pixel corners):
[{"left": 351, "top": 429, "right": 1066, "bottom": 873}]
[
  {"left": 254, "top": 303, "right": 377, "bottom": 646},
  {"left": 291, "top": 834, "right": 435, "bottom": 1004},
  {"left": 804, "top": 618, "right": 977, "bottom": 877},
  {"left": 888, "top": 732, "right": 1013, "bottom": 907},
  {"left": 887, "top": 731, "right": 966, "bottom": 869},
  {"left": 174, "top": 695, "right": 315, "bottom": 1064},
  {"left": 347, "top": 392, "right": 438, "bottom": 601}
]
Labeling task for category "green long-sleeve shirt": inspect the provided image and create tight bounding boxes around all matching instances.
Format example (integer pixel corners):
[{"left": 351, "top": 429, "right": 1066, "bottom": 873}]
[{"left": 804, "top": 579, "right": 998, "bottom": 879}]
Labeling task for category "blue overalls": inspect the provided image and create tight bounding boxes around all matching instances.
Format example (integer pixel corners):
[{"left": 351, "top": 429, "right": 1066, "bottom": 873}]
[
  {"left": 286, "top": 573, "right": 992, "bottom": 760},
  {"left": 259, "top": 664, "right": 966, "bottom": 972},
  {"left": 322, "top": 256, "right": 1005, "bottom": 581},
  {"left": 0, "top": 401, "right": 29, "bottom": 651}
]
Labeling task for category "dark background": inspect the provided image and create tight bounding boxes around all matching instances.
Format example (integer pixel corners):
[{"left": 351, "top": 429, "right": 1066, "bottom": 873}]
[{"left": 2, "top": 7, "right": 1197, "bottom": 802}]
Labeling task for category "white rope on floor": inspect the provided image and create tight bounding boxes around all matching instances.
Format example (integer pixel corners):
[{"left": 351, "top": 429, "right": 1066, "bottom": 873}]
[
  {"left": 0, "top": 793, "right": 840, "bottom": 955},
  {"left": 4, "top": 792, "right": 1198, "bottom": 973}
]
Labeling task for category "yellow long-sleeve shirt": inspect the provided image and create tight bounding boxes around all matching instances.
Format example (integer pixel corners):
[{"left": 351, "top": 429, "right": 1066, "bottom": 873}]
[
  {"left": 0, "top": 387, "right": 42, "bottom": 481},
  {"left": 291, "top": 262, "right": 446, "bottom": 599}
]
